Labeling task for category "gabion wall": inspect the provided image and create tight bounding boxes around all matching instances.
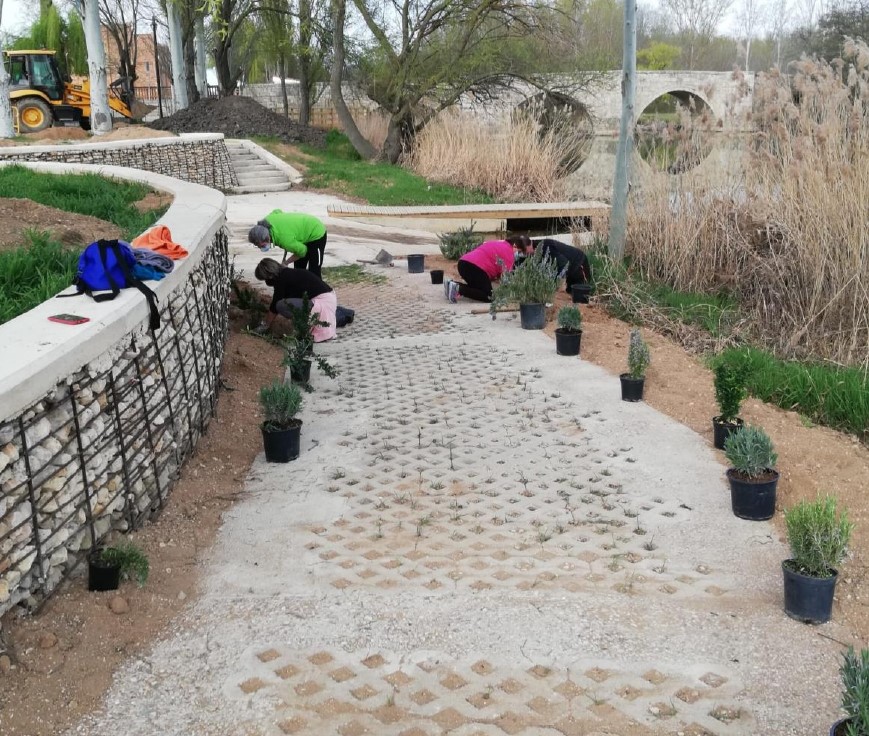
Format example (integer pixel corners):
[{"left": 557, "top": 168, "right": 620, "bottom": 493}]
[
  {"left": 0, "top": 230, "right": 229, "bottom": 617},
  {"left": 0, "top": 138, "right": 238, "bottom": 191}
]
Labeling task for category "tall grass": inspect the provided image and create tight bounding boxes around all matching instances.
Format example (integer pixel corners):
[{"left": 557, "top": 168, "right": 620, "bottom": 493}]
[
  {"left": 0, "top": 165, "right": 165, "bottom": 239},
  {"left": 407, "top": 110, "right": 588, "bottom": 202},
  {"left": 628, "top": 49, "right": 869, "bottom": 368},
  {"left": 0, "top": 231, "right": 80, "bottom": 324}
]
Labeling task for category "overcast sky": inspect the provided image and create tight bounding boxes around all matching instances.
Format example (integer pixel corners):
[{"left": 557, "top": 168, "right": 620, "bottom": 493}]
[{"left": 2, "top": 0, "right": 34, "bottom": 36}]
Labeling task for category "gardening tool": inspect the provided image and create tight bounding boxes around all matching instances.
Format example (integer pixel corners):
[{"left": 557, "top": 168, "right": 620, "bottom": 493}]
[{"left": 356, "top": 249, "right": 395, "bottom": 267}]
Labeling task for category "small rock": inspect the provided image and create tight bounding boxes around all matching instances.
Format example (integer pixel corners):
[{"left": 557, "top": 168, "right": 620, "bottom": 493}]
[
  {"left": 38, "top": 632, "right": 58, "bottom": 649},
  {"left": 177, "top": 591, "right": 187, "bottom": 601},
  {"left": 0, "top": 654, "right": 12, "bottom": 673},
  {"left": 109, "top": 596, "right": 130, "bottom": 615}
]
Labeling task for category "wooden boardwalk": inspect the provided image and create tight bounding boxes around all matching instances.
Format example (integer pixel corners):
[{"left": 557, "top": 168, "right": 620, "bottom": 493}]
[{"left": 327, "top": 201, "right": 609, "bottom": 220}]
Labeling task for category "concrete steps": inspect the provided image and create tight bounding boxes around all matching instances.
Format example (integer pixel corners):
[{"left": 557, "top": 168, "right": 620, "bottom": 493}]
[{"left": 225, "top": 140, "right": 293, "bottom": 193}]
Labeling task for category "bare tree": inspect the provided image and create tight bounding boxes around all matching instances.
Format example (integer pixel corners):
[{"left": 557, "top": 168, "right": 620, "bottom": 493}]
[
  {"left": 736, "top": 0, "right": 765, "bottom": 69},
  {"left": 81, "top": 0, "right": 113, "bottom": 133},
  {"left": 660, "top": 0, "right": 733, "bottom": 68},
  {"left": 99, "top": 0, "right": 143, "bottom": 84},
  {"left": 0, "top": 0, "right": 14, "bottom": 138},
  {"left": 769, "top": 0, "right": 789, "bottom": 65}
]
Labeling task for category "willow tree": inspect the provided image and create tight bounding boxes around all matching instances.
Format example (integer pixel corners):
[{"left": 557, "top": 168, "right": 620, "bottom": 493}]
[{"left": 332, "top": 0, "right": 540, "bottom": 162}]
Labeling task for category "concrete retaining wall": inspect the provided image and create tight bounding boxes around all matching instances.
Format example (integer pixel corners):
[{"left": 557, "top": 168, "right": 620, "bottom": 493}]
[
  {"left": 0, "top": 163, "right": 229, "bottom": 619},
  {"left": 0, "top": 133, "right": 238, "bottom": 191}
]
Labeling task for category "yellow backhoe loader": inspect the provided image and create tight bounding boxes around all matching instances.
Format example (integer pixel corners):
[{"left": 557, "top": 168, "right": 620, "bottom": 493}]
[{"left": 4, "top": 50, "right": 141, "bottom": 133}]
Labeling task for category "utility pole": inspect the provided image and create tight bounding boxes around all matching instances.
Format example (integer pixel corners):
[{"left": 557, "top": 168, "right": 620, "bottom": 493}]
[
  {"left": 608, "top": 0, "right": 638, "bottom": 260},
  {"left": 152, "top": 17, "right": 164, "bottom": 118}
]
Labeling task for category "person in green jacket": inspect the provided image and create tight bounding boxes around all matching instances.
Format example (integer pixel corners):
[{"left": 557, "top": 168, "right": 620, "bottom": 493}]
[{"left": 248, "top": 211, "right": 328, "bottom": 277}]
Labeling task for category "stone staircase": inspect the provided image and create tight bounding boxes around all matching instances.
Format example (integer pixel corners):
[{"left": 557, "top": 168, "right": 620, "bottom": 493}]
[{"left": 226, "top": 140, "right": 293, "bottom": 193}]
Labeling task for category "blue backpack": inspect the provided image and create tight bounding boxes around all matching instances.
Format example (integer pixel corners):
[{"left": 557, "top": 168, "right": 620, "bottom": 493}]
[{"left": 60, "top": 239, "right": 160, "bottom": 329}]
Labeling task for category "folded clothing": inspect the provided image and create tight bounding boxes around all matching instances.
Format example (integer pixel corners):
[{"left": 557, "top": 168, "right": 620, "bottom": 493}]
[
  {"left": 131, "top": 225, "right": 189, "bottom": 260},
  {"left": 132, "top": 263, "right": 166, "bottom": 281},
  {"left": 133, "top": 247, "right": 174, "bottom": 273}
]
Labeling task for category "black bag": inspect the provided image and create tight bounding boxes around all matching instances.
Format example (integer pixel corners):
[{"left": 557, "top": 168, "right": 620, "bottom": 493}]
[
  {"left": 335, "top": 305, "right": 355, "bottom": 328},
  {"left": 59, "top": 239, "right": 160, "bottom": 330}
]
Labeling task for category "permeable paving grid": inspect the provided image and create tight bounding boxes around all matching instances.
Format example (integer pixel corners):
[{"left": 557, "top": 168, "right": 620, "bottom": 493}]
[{"left": 68, "top": 271, "right": 844, "bottom": 736}]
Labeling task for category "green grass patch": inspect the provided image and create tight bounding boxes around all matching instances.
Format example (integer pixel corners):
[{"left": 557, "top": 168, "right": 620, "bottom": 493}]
[
  {"left": 256, "top": 131, "right": 494, "bottom": 206},
  {"left": 0, "top": 165, "right": 166, "bottom": 239},
  {"left": 322, "top": 264, "right": 386, "bottom": 286},
  {"left": 0, "top": 231, "right": 80, "bottom": 324},
  {"left": 714, "top": 348, "right": 869, "bottom": 440}
]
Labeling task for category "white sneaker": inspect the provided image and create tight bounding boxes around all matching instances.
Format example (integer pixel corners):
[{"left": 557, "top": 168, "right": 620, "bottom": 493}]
[
  {"left": 443, "top": 278, "right": 453, "bottom": 301},
  {"left": 448, "top": 281, "right": 460, "bottom": 303}
]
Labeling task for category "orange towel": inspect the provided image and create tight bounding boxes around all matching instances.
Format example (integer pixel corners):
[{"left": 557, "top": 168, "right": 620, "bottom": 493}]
[{"left": 131, "top": 225, "right": 189, "bottom": 260}]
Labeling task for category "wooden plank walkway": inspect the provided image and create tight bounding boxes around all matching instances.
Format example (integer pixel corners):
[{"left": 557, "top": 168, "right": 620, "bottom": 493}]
[{"left": 326, "top": 201, "right": 609, "bottom": 220}]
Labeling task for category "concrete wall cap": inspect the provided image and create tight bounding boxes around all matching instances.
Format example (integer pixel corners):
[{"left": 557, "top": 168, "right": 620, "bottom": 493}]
[
  {"left": 0, "top": 132, "right": 224, "bottom": 157},
  {"left": 0, "top": 161, "right": 226, "bottom": 421}
]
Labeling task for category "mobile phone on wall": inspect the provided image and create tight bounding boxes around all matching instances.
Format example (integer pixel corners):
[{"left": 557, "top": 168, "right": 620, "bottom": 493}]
[{"left": 48, "top": 314, "right": 90, "bottom": 325}]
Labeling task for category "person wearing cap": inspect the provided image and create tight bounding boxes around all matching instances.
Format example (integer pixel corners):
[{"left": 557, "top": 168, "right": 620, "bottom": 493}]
[{"left": 248, "top": 211, "right": 328, "bottom": 278}]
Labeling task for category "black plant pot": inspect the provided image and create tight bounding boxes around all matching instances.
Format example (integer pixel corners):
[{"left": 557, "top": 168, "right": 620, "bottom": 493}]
[
  {"left": 831, "top": 718, "right": 852, "bottom": 735},
  {"left": 262, "top": 420, "right": 303, "bottom": 463},
  {"left": 291, "top": 359, "right": 312, "bottom": 384},
  {"left": 407, "top": 254, "right": 425, "bottom": 273},
  {"left": 430, "top": 269, "right": 444, "bottom": 285},
  {"left": 727, "top": 468, "right": 778, "bottom": 520},
  {"left": 571, "top": 283, "right": 592, "bottom": 304},
  {"left": 783, "top": 561, "right": 838, "bottom": 624},
  {"left": 620, "top": 374, "right": 645, "bottom": 402},
  {"left": 713, "top": 416, "right": 744, "bottom": 450},
  {"left": 88, "top": 553, "right": 121, "bottom": 592},
  {"left": 519, "top": 303, "right": 546, "bottom": 330},
  {"left": 555, "top": 328, "right": 582, "bottom": 356}
]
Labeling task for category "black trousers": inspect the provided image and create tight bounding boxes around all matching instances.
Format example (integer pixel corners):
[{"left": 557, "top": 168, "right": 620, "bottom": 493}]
[
  {"left": 293, "top": 233, "right": 327, "bottom": 278},
  {"left": 457, "top": 260, "right": 493, "bottom": 302}
]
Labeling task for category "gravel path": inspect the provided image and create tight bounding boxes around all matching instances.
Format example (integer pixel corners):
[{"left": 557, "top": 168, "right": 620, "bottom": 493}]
[{"left": 66, "top": 238, "right": 846, "bottom": 736}]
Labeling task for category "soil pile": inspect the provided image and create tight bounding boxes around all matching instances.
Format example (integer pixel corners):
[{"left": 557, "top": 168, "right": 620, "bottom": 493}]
[{"left": 147, "top": 96, "right": 327, "bottom": 146}]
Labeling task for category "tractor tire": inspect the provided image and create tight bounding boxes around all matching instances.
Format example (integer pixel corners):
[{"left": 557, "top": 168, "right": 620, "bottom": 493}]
[{"left": 15, "top": 98, "right": 54, "bottom": 133}]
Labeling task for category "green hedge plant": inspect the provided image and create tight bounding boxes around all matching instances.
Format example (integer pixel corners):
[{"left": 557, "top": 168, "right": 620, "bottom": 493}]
[
  {"left": 724, "top": 425, "right": 777, "bottom": 478},
  {"left": 438, "top": 222, "right": 477, "bottom": 260},
  {"left": 784, "top": 496, "right": 852, "bottom": 578},
  {"left": 714, "top": 362, "right": 747, "bottom": 424},
  {"left": 556, "top": 306, "right": 582, "bottom": 333},
  {"left": 627, "top": 328, "right": 650, "bottom": 379}
]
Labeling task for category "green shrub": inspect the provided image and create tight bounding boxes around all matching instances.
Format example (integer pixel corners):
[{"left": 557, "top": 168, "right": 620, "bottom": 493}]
[
  {"left": 259, "top": 381, "right": 303, "bottom": 429},
  {"left": 724, "top": 425, "right": 777, "bottom": 477},
  {"left": 557, "top": 306, "right": 582, "bottom": 333},
  {"left": 714, "top": 362, "right": 747, "bottom": 424},
  {"left": 280, "top": 299, "right": 339, "bottom": 384},
  {"left": 490, "top": 248, "right": 560, "bottom": 311},
  {"left": 96, "top": 541, "right": 149, "bottom": 586},
  {"left": 438, "top": 222, "right": 478, "bottom": 260},
  {"left": 627, "top": 328, "right": 650, "bottom": 379},
  {"left": 842, "top": 647, "right": 869, "bottom": 735},
  {"left": 784, "top": 496, "right": 852, "bottom": 578}
]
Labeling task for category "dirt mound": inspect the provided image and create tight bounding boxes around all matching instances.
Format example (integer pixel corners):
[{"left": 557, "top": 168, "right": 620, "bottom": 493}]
[
  {"left": 0, "top": 199, "right": 123, "bottom": 252},
  {"left": 147, "top": 96, "right": 328, "bottom": 146}
]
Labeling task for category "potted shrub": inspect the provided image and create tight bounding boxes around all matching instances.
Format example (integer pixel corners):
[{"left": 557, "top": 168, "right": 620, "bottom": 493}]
[
  {"left": 620, "top": 328, "right": 649, "bottom": 401},
  {"left": 712, "top": 362, "right": 747, "bottom": 449},
  {"left": 490, "top": 248, "right": 560, "bottom": 329},
  {"left": 723, "top": 425, "right": 778, "bottom": 520},
  {"left": 437, "top": 221, "right": 477, "bottom": 260},
  {"left": 783, "top": 496, "right": 852, "bottom": 624},
  {"left": 832, "top": 646, "right": 869, "bottom": 735},
  {"left": 260, "top": 380, "right": 304, "bottom": 462},
  {"left": 281, "top": 299, "right": 338, "bottom": 389},
  {"left": 88, "top": 541, "right": 149, "bottom": 592},
  {"left": 555, "top": 306, "right": 583, "bottom": 356}
]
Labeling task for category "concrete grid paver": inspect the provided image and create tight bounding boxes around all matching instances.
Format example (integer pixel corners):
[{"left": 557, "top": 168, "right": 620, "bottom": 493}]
[{"left": 67, "top": 207, "right": 845, "bottom": 736}]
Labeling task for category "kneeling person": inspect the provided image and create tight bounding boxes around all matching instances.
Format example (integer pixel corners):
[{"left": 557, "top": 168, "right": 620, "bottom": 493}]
[{"left": 254, "top": 258, "right": 337, "bottom": 342}]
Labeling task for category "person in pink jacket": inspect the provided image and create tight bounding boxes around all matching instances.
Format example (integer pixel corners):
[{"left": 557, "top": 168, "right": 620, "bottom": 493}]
[{"left": 445, "top": 237, "right": 525, "bottom": 302}]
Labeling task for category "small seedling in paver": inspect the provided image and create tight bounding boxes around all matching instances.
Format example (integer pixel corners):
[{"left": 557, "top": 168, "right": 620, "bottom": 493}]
[
  {"left": 653, "top": 559, "right": 669, "bottom": 574},
  {"left": 375, "top": 518, "right": 384, "bottom": 539},
  {"left": 430, "top": 481, "right": 445, "bottom": 491},
  {"left": 633, "top": 519, "right": 647, "bottom": 536},
  {"left": 416, "top": 515, "right": 432, "bottom": 537},
  {"left": 375, "top": 497, "right": 388, "bottom": 510},
  {"left": 642, "top": 536, "right": 657, "bottom": 551},
  {"left": 602, "top": 501, "right": 615, "bottom": 511},
  {"left": 417, "top": 428, "right": 422, "bottom": 447},
  {"left": 537, "top": 527, "right": 552, "bottom": 543},
  {"left": 661, "top": 510, "right": 676, "bottom": 518},
  {"left": 626, "top": 457, "right": 637, "bottom": 463},
  {"left": 623, "top": 508, "right": 638, "bottom": 518},
  {"left": 449, "top": 445, "right": 455, "bottom": 470}
]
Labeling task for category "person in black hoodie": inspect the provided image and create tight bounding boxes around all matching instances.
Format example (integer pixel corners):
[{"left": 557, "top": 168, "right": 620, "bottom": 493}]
[{"left": 515, "top": 237, "right": 592, "bottom": 294}]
